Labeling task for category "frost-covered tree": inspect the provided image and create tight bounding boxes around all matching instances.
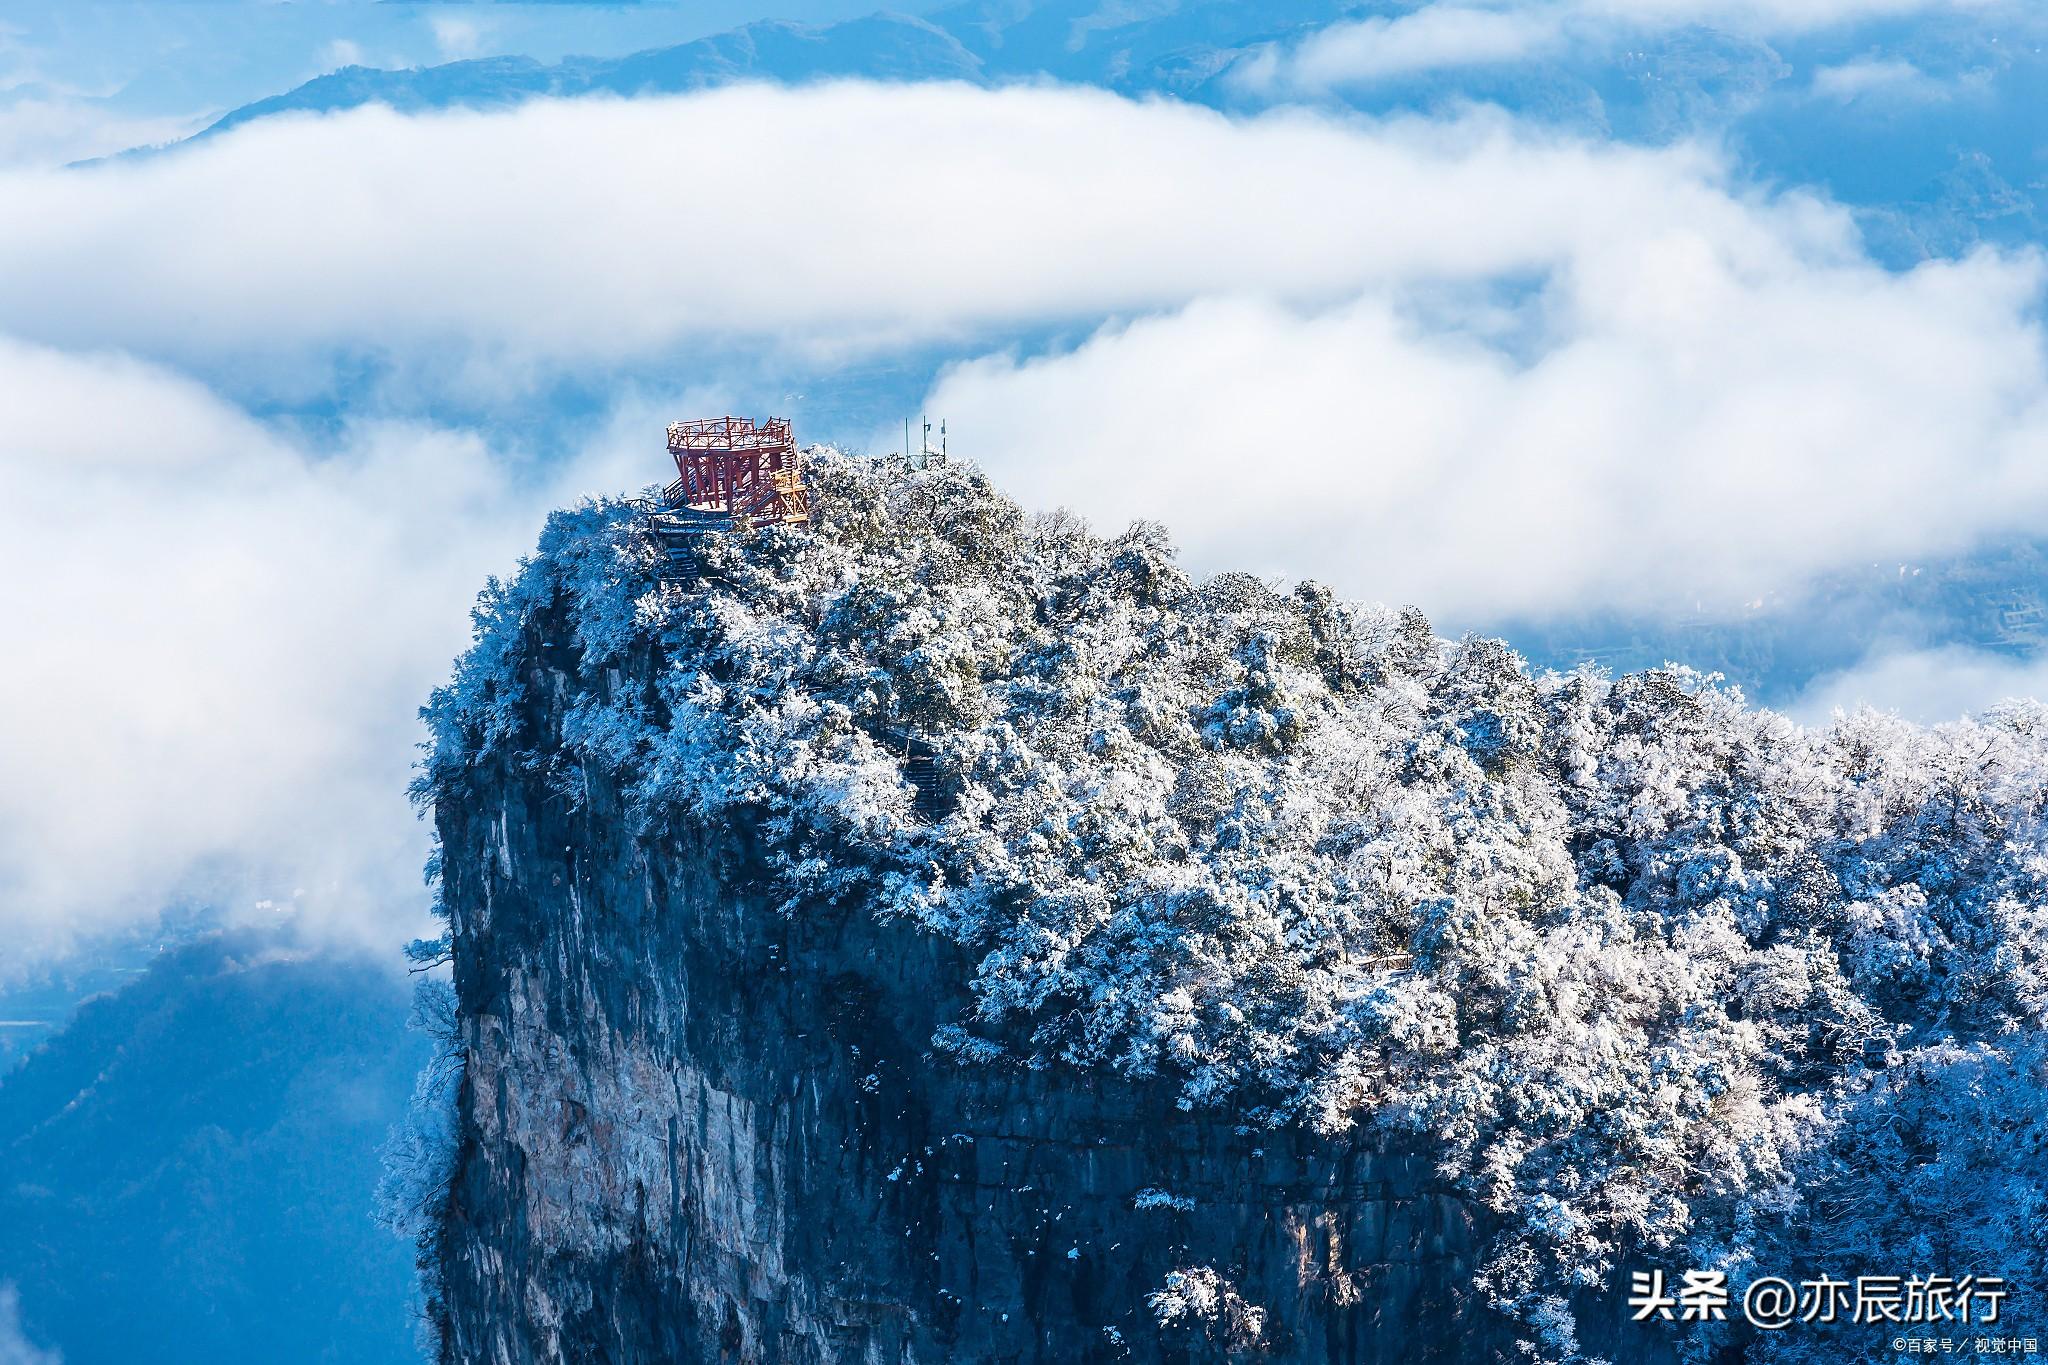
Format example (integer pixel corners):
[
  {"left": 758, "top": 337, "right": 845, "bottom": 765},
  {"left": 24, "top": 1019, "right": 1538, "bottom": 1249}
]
[
  {"left": 421, "top": 453, "right": 2048, "bottom": 1360},
  {"left": 375, "top": 974, "right": 462, "bottom": 1357}
]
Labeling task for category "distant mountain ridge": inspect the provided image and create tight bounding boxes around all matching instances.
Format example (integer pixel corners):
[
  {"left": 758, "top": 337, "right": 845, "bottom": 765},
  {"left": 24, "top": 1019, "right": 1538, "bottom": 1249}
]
[
  {"left": 129, "top": 0, "right": 1339, "bottom": 159},
  {"left": 195, "top": 12, "right": 986, "bottom": 144},
  {"left": 0, "top": 933, "right": 424, "bottom": 1365}
]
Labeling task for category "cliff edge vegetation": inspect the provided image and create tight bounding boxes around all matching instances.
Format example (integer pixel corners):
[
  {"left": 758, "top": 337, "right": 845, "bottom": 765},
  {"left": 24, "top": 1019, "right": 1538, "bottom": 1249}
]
[{"left": 411, "top": 452, "right": 2046, "bottom": 1361}]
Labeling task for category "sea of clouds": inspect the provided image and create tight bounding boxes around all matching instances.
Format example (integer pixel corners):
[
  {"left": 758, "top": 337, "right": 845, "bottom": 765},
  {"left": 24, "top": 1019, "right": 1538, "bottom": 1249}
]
[{"left": 3, "top": 74, "right": 2043, "bottom": 962}]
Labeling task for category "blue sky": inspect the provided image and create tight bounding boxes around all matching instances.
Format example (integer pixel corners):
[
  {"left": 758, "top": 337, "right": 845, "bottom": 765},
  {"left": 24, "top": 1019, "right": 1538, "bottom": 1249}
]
[{"left": 4, "top": 0, "right": 2048, "bottom": 965}]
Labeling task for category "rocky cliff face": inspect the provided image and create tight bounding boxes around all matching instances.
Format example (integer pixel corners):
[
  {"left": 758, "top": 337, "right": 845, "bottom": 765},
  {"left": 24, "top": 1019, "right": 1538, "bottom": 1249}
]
[{"left": 431, "top": 613, "right": 1506, "bottom": 1364}]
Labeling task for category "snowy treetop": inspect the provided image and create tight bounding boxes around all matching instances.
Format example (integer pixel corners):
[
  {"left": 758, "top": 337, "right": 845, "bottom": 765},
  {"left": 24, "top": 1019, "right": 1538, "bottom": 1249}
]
[{"left": 422, "top": 452, "right": 2046, "bottom": 1361}]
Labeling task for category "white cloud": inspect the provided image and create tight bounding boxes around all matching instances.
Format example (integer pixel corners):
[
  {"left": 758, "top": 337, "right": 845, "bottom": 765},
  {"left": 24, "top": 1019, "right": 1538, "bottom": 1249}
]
[
  {"left": 1238, "top": 0, "right": 2001, "bottom": 93},
  {"left": 0, "top": 336, "right": 703, "bottom": 966},
  {"left": 430, "top": 17, "right": 488, "bottom": 62},
  {"left": 921, "top": 246, "right": 2048, "bottom": 620},
  {"left": 0, "top": 87, "right": 1820, "bottom": 372},
  {"left": 322, "top": 38, "right": 367, "bottom": 71},
  {"left": 0, "top": 97, "right": 203, "bottom": 169},
  {"left": 0, "top": 1285, "right": 57, "bottom": 1365},
  {"left": 1810, "top": 57, "right": 1949, "bottom": 102},
  {"left": 1247, "top": 7, "right": 1563, "bottom": 90},
  {"left": 6, "top": 82, "right": 2048, "bottom": 960},
  {"left": 1581, "top": 0, "right": 1997, "bottom": 26},
  {"left": 1792, "top": 645, "right": 2048, "bottom": 724}
]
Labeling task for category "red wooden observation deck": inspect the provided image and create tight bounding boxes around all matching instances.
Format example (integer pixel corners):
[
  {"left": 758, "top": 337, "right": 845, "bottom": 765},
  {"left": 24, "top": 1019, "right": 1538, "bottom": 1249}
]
[{"left": 663, "top": 415, "right": 811, "bottom": 527}]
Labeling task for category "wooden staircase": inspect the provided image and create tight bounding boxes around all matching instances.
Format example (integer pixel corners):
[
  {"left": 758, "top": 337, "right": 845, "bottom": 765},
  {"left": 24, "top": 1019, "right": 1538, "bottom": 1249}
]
[
  {"left": 884, "top": 729, "right": 951, "bottom": 823},
  {"left": 645, "top": 505, "right": 732, "bottom": 580}
]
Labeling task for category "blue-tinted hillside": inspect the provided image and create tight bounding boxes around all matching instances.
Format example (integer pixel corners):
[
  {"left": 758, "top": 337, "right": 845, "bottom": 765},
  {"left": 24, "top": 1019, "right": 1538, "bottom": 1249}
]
[{"left": 0, "top": 934, "right": 424, "bottom": 1365}]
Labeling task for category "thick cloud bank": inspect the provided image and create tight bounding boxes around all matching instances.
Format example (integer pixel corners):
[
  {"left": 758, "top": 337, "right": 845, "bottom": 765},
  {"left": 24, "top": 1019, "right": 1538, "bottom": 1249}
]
[
  {"left": 1796, "top": 645, "right": 2048, "bottom": 726},
  {"left": 1, "top": 84, "right": 2039, "bottom": 622},
  {"left": 0, "top": 86, "right": 1931, "bottom": 366},
  {"left": 0, "top": 338, "right": 691, "bottom": 962},
  {"left": 930, "top": 254, "right": 2048, "bottom": 620},
  {"left": 5, "top": 79, "right": 2047, "bottom": 956}
]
